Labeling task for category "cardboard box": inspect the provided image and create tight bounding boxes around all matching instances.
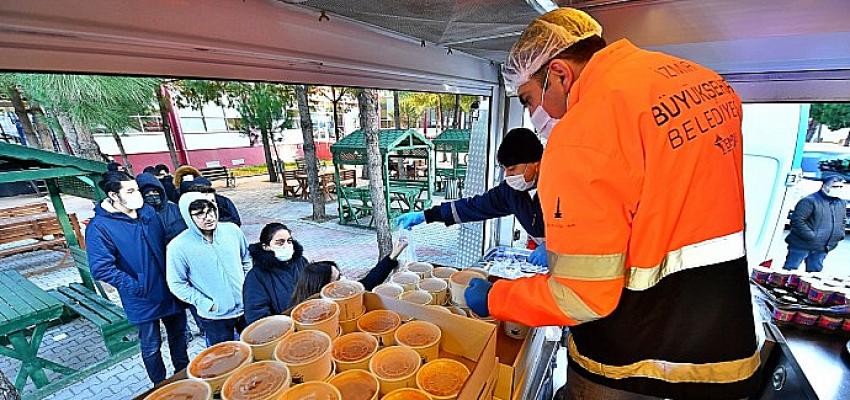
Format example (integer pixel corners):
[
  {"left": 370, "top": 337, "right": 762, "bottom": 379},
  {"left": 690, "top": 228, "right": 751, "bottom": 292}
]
[
  {"left": 358, "top": 293, "right": 498, "bottom": 400},
  {"left": 495, "top": 326, "right": 547, "bottom": 400}
]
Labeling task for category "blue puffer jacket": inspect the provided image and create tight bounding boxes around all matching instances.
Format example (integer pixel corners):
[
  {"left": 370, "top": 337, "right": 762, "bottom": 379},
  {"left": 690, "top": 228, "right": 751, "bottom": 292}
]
[
  {"left": 786, "top": 190, "right": 846, "bottom": 252},
  {"left": 85, "top": 201, "right": 183, "bottom": 325},
  {"left": 243, "top": 241, "right": 309, "bottom": 324},
  {"left": 137, "top": 173, "right": 187, "bottom": 243},
  {"left": 423, "top": 180, "right": 545, "bottom": 242}
]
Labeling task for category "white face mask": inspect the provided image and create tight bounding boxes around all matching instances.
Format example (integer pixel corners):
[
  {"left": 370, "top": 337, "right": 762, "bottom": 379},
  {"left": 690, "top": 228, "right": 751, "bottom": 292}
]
[
  {"left": 272, "top": 245, "right": 294, "bottom": 262},
  {"left": 505, "top": 165, "right": 536, "bottom": 191},
  {"left": 119, "top": 191, "right": 145, "bottom": 210},
  {"left": 529, "top": 69, "right": 561, "bottom": 142}
]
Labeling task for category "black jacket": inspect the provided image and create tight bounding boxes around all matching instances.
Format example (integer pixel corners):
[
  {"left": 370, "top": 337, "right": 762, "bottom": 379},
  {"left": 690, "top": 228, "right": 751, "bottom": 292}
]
[
  {"left": 159, "top": 175, "right": 180, "bottom": 204},
  {"left": 137, "top": 173, "right": 187, "bottom": 243},
  {"left": 243, "top": 241, "right": 309, "bottom": 324},
  {"left": 786, "top": 190, "right": 846, "bottom": 252}
]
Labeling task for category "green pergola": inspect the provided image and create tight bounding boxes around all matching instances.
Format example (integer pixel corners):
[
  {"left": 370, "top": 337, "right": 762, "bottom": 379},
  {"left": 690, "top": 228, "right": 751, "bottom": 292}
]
[
  {"left": 330, "top": 129, "right": 434, "bottom": 227},
  {"left": 0, "top": 142, "right": 138, "bottom": 399},
  {"left": 433, "top": 128, "right": 470, "bottom": 197}
]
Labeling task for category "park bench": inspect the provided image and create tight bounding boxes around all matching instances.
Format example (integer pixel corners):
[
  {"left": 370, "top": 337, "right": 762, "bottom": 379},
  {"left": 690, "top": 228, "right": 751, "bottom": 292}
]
[
  {"left": 0, "top": 203, "right": 83, "bottom": 258},
  {"left": 338, "top": 169, "right": 357, "bottom": 188},
  {"left": 282, "top": 170, "right": 302, "bottom": 198},
  {"left": 199, "top": 166, "right": 236, "bottom": 188}
]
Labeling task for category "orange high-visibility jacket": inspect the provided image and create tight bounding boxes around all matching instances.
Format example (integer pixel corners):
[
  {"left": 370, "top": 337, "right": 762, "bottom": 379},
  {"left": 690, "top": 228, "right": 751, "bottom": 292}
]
[{"left": 489, "top": 40, "right": 759, "bottom": 398}]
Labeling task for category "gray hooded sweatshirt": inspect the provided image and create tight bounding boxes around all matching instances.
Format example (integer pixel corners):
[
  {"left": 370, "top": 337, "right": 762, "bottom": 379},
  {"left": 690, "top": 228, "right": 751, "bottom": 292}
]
[{"left": 166, "top": 192, "right": 252, "bottom": 320}]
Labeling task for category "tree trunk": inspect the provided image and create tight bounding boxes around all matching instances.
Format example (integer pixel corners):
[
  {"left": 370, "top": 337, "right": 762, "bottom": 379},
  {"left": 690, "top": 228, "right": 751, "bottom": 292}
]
[
  {"left": 259, "top": 126, "right": 278, "bottom": 182},
  {"left": 30, "top": 104, "right": 56, "bottom": 151},
  {"left": 453, "top": 94, "right": 461, "bottom": 129},
  {"left": 296, "top": 84, "right": 326, "bottom": 221},
  {"left": 357, "top": 89, "right": 393, "bottom": 259},
  {"left": 156, "top": 85, "right": 181, "bottom": 169},
  {"left": 57, "top": 112, "right": 104, "bottom": 160},
  {"left": 9, "top": 86, "right": 39, "bottom": 147},
  {"left": 111, "top": 132, "right": 133, "bottom": 174},
  {"left": 393, "top": 91, "right": 401, "bottom": 129}
]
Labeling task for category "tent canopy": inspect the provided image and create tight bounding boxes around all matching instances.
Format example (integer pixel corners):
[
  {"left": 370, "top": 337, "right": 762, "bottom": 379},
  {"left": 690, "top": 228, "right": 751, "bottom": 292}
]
[
  {"left": 433, "top": 129, "right": 471, "bottom": 153},
  {"left": 331, "top": 129, "right": 434, "bottom": 165},
  {"left": 0, "top": 142, "right": 106, "bottom": 185}
]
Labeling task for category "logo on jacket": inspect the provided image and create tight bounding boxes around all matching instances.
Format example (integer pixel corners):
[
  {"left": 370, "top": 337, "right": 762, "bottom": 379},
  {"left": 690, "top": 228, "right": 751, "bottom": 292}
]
[
  {"left": 714, "top": 133, "right": 737, "bottom": 155},
  {"left": 554, "top": 198, "right": 563, "bottom": 219}
]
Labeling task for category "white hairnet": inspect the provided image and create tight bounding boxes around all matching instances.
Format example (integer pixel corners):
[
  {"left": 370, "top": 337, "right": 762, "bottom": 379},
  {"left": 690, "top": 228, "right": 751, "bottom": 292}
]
[{"left": 503, "top": 8, "right": 602, "bottom": 92}]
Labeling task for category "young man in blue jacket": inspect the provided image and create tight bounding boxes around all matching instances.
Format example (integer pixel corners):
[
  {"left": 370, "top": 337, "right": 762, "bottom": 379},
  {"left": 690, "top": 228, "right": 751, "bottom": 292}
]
[
  {"left": 396, "top": 127, "right": 548, "bottom": 265},
  {"left": 166, "top": 192, "right": 252, "bottom": 346},
  {"left": 85, "top": 171, "right": 188, "bottom": 384}
]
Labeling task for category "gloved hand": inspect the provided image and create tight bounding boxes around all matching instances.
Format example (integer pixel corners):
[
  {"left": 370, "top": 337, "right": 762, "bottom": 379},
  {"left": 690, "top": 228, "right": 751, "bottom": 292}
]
[
  {"left": 395, "top": 211, "right": 425, "bottom": 230},
  {"left": 465, "top": 278, "right": 492, "bottom": 318},
  {"left": 528, "top": 243, "right": 548, "bottom": 267}
]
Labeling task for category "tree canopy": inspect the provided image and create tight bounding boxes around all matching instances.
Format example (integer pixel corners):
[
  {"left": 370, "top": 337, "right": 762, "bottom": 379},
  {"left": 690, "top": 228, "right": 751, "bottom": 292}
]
[{"left": 810, "top": 103, "right": 850, "bottom": 131}]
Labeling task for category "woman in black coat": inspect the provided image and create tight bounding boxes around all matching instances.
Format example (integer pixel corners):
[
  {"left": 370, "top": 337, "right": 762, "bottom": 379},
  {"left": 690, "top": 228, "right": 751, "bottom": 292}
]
[{"left": 243, "top": 223, "right": 309, "bottom": 324}]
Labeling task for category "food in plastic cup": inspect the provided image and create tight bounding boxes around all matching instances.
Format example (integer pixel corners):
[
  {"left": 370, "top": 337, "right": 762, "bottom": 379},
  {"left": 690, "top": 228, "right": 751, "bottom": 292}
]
[
  {"left": 399, "top": 290, "right": 433, "bottom": 306},
  {"left": 372, "top": 283, "right": 405, "bottom": 299},
  {"left": 390, "top": 271, "right": 420, "bottom": 292},
  {"left": 339, "top": 306, "right": 366, "bottom": 335},
  {"left": 394, "top": 321, "right": 442, "bottom": 364},
  {"left": 221, "top": 360, "right": 291, "bottom": 400},
  {"left": 449, "top": 269, "right": 487, "bottom": 307},
  {"left": 432, "top": 267, "right": 458, "bottom": 282},
  {"left": 145, "top": 379, "right": 212, "bottom": 400},
  {"left": 327, "top": 369, "right": 380, "bottom": 400},
  {"left": 279, "top": 381, "right": 341, "bottom": 400},
  {"left": 381, "top": 388, "right": 432, "bottom": 400},
  {"left": 426, "top": 305, "right": 452, "bottom": 314},
  {"left": 465, "top": 267, "right": 489, "bottom": 277},
  {"left": 416, "top": 358, "right": 470, "bottom": 399},
  {"left": 406, "top": 262, "right": 434, "bottom": 279},
  {"left": 445, "top": 305, "right": 468, "bottom": 317},
  {"left": 332, "top": 332, "right": 379, "bottom": 372},
  {"left": 322, "top": 280, "right": 366, "bottom": 321},
  {"left": 274, "top": 330, "right": 334, "bottom": 384},
  {"left": 188, "top": 341, "right": 252, "bottom": 394},
  {"left": 357, "top": 310, "right": 402, "bottom": 346},
  {"left": 369, "top": 346, "right": 422, "bottom": 396},
  {"left": 292, "top": 299, "right": 341, "bottom": 339},
  {"left": 503, "top": 321, "right": 530, "bottom": 340},
  {"left": 418, "top": 278, "right": 449, "bottom": 305},
  {"left": 240, "top": 315, "right": 294, "bottom": 361}
]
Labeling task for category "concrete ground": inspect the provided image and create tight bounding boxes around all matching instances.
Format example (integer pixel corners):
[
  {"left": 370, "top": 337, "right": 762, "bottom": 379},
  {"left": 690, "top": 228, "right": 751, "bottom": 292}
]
[{"left": 0, "top": 175, "right": 460, "bottom": 399}]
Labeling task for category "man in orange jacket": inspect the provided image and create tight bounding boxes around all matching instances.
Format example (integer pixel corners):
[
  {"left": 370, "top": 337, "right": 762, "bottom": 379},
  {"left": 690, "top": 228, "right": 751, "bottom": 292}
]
[{"left": 464, "top": 8, "right": 760, "bottom": 399}]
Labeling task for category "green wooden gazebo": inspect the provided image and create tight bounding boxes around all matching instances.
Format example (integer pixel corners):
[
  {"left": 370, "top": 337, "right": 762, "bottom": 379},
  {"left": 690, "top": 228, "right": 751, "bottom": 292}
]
[
  {"left": 0, "top": 142, "right": 138, "bottom": 399},
  {"left": 433, "top": 128, "right": 470, "bottom": 197},
  {"left": 330, "top": 129, "right": 434, "bottom": 228}
]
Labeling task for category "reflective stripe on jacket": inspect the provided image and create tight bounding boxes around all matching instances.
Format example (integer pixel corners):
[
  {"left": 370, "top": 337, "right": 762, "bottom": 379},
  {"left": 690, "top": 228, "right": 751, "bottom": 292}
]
[{"left": 488, "top": 39, "right": 759, "bottom": 399}]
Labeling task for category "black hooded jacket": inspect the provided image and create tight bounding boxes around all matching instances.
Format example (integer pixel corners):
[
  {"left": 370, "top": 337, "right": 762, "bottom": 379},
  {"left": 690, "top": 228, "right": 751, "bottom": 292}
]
[{"left": 243, "top": 241, "right": 309, "bottom": 324}]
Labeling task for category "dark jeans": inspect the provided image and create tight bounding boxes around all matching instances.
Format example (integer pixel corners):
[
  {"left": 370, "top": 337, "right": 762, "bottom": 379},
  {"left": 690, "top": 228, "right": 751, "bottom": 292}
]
[
  {"left": 137, "top": 312, "right": 189, "bottom": 384},
  {"left": 198, "top": 315, "right": 247, "bottom": 347},
  {"left": 783, "top": 247, "right": 828, "bottom": 273}
]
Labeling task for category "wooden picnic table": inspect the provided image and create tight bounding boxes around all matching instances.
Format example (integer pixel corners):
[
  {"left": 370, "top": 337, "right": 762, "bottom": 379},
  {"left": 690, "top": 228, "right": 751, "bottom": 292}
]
[
  {"left": 0, "top": 212, "right": 56, "bottom": 227},
  {"left": 295, "top": 170, "right": 336, "bottom": 201},
  {"left": 0, "top": 271, "right": 74, "bottom": 391}
]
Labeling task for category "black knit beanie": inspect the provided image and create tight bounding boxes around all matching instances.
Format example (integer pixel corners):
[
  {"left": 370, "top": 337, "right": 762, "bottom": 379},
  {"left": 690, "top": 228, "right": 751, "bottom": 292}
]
[{"left": 497, "top": 127, "right": 544, "bottom": 167}]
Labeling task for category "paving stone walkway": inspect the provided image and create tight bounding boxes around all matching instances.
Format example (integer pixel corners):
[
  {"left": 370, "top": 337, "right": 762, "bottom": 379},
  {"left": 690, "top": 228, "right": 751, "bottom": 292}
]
[{"left": 0, "top": 176, "right": 461, "bottom": 399}]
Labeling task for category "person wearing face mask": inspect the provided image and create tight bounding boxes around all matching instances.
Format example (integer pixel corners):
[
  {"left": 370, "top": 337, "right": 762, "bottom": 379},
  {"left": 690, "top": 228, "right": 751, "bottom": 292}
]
[
  {"left": 85, "top": 171, "right": 188, "bottom": 385},
  {"left": 395, "top": 128, "right": 548, "bottom": 266},
  {"left": 783, "top": 175, "right": 847, "bottom": 273},
  {"left": 466, "top": 7, "right": 760, "bottom": 400},
  {"left": 136, "top": 173, "right": 188, "bottom": 243}
]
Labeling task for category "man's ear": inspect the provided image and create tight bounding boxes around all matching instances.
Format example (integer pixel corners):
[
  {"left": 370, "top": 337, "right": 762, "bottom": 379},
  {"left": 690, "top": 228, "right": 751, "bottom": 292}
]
[{"left": 547, "top": 60, "right": 573, "bottom": 89}]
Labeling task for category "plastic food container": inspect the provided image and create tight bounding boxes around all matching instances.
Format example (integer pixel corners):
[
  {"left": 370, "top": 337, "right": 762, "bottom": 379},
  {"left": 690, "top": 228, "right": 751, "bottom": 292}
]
[
  {"left": 418, "top": 278, "right": 449, "bottom": 305},
  {"left": 398, "top": 290, "right": 433, "bottom": 306},
  {"left": 145, "top": 379, "right": 212, "bottom": 400},
  {"left": 807, "top": 284, "right": 834, "bottom": 305},
  {"left": 241, "top": 315, "right": 295, "bottom": 361},
  {"left": 406, "top": 262, "right": 434, "bottom": 279},
  {"left": 332, "top": 332, "right": 379, "bottom": 372},
  {"left": 279, "top": 381, "right": 341, "bottom": 400},
  {"left": 292, "top": 299, "right": 341, "bottom": 339},
  {"left": 426, "top": 305, "right": 452, "bottom": 314},
  {"left": 793, "top": 311, "right": 819, "bottom": 327},
  {"left": 816, "top": 315, "right": 843, "bottom": 331},
  {"left": 503, "top": 321, "right": 530, "bottom": 340},
  {"left": 445, "top": 305, "right": 468, "bottom": 317},
  {"left": 771, "top": 308, "right": 796, "bottom": 325},
  {"left": 188, "top": 341, "right": 253, "bottom": 394},
  {"left": 221, "top": 360, "right": 291, "bottom": 400},
  {"left": 394, "top": 321, "right": 442, "bottom": 364},
  {"left": 749, "top": 266, "right": 770, "bottom": 285},
  {"left": 469, "top": 310, "right": 497, "bottom": 325},
  {"left": 369, "top": 346, "right": 422, "bottom": 396},
  {"left": 357, "top": 310, "right": 402, "bottom": 346},
  {"left": 381, "top": 388, "right": 432, "bottom": 400},
  {"left": 322, "top": 280, "right": 366, "bottom": 321},
  {"left": 416, "top": 359, "right": 470, "bottom": 400},
  {"left": 449, "top": 270, "right": 487, "bottom": 307},
  {"left": 390, "top": 272, "right": 420, "bottom": 292},
  {"left": 432, "top": 267, "right": 458, "bottom": 282},
  {"left": 327, "top": 369, "right": 380, "bottom": 400},
  {"left": 339, "top": 306, "right": 367, "bottom": 335},
  {"left": 274, "top": 330, "right": 334, "bottom": 384},
  {"left": 372, "top": 283, "right": 405, "bottom": 299}
]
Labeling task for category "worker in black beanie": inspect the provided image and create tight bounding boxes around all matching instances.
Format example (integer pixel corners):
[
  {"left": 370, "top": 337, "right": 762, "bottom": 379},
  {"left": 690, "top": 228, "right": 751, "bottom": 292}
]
[{"left": 395, "top": 127, "right": 549, "bottom": 266}]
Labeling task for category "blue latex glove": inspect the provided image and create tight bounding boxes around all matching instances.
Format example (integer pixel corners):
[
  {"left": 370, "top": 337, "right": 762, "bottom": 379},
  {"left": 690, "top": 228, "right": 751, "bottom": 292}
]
[
  {"left": 465, "top": 278, "right": 492, "bottom": 318},
  {"left": 528, "top": 243, "right": 548, "bottom": 267},
  {"left": 395, "top": 211, "right": 425, "bottom": 230}
]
